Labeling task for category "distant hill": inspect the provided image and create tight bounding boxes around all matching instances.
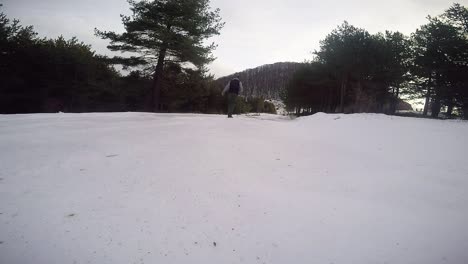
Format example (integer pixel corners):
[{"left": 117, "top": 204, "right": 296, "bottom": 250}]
[
  {"left": 217, "top": 62, "right": 413, "bottom": 112},
  {"left": 217, "top": 62, "right": 303, "bottom": 99}
]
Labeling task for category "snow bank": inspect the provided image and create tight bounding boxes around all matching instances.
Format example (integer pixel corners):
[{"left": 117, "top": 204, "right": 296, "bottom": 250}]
[{"left": 1, "top": 113, "right": 467, "bottom": 264}]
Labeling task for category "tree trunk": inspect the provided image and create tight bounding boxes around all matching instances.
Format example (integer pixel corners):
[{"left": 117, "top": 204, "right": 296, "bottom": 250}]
[
  {"left": 463, "top": 105, "right": 468, "bottom": 120},
  {"left": 431, "top": 74, "right": 442, "bottom": 118},
  {"left": 391, "top": 86, "right": 400, "bottom": 115},
  {"left": 423, "top": 75, "right": 432, "bottom": 116},
  {"left": 423, "top": 88, "right": 431, "bottom": 116},
  {"left": 327, "top": 86, "right": 333, "bottom": 113},
  {"left": 354, "top": 80, "right": 362, "bottom": 113},
  {"left": 339, "top": 78, "right": 346, "bottom": 113},
  {"left": 431, "top": 96, "right": 441, "bottom": 118},
  {"left": 150, "top": 45, "right": 168, "bottom": 112}
]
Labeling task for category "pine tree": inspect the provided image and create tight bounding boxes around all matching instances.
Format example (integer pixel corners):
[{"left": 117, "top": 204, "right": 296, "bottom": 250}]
[
  {"left": 442, "top": 3, "right": 468, "bottom": 118},
  {"left": 95, "top": 0, "right": 224, "bottom": 112},
  {"left": 411, "top": 17, "right": 467, "bottom": 118},
  {"left": 443, "top": 3, "right": 468, "bottom": 33}
]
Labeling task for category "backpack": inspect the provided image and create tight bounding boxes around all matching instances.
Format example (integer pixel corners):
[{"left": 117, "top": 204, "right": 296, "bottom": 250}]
[{"left": 229, "top": 79, "right": 240, "bottom": 94}]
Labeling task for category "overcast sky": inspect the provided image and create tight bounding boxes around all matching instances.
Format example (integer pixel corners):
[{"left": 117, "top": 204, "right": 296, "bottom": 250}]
[{"left": 2, "top": 0, "right": 465, "bottom": 77}]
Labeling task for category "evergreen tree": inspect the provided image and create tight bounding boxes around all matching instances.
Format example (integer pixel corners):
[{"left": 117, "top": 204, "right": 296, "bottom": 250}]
[
  {"left": 411, "top": 16, "right": 467, "bottom": 118},
  {"left": 443, "top": 3, "right": 468, "bottom": 118},
  {"left": 0, "top": 6, "right": 121, "bottom": 113},
  {"left": 315, "top": 22, "right": 372, "bottom": 113},
  {"left": 378, "top": 31, "right": 412, "bottom": 114},
  {"left": 0, "top": 5, "right": 41, "bottom": 112},
  {"left": 443, "top": 3, "right": 468, "bottom": 33},
  {"left": 95, "top": 0, "right": 224, "bottom": 112},
  {"left": 313, "top": 22, "right": 410, "bottom": 114},
  {"left": 284, "top": 63, "right": 337, "bottom": 115}
]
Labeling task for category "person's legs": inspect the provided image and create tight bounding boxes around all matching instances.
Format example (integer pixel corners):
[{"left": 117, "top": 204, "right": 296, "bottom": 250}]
[{"left": 227, "top": 93, "right": 238, "bottom": 117}]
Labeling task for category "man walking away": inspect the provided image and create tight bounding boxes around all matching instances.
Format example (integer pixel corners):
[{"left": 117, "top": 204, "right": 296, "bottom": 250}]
[{"left": 222, "top": 76, "right": 244, "bottom": 118}]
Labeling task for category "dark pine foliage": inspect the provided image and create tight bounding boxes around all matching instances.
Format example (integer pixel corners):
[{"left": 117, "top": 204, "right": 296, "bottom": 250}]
[
  {"left": 284, "top": 3, "right": 468, "bottom": 118},
  {"left": 0, "top": 7, "right": 121, "bottom": 113},
  {"left": 95, "top": 0, "right": 224, "bottom": 112}
]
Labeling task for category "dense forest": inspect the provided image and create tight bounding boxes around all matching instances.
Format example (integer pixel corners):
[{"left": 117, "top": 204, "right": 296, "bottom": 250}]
[
  {"left": 0, "top": 2, "right": 275, "bottom": 115},
  {"left": 1, "top": 2, "right": 467, "bottom": 118},
  {"left": 284, "top": 3, "right": 468, "bottom": 118}
]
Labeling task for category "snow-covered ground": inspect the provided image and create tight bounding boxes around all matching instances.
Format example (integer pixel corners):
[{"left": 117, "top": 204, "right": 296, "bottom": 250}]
[{"left": 1, "top": 112, "right": 467, "bottom": 264}]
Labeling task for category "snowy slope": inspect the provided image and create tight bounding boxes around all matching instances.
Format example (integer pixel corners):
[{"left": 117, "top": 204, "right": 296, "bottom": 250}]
[{"left": 0, "top": 113, "right": 467, "bottom": 264}]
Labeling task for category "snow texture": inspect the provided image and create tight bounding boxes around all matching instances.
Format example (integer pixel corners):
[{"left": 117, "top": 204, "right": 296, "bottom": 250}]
[{"left": 0, "top": 112, "right": 467, "bottom": 264}]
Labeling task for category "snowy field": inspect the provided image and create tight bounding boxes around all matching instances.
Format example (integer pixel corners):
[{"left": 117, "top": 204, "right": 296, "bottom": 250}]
[{"left": 1, "top": 112, "right": 468, "bottom": 264}]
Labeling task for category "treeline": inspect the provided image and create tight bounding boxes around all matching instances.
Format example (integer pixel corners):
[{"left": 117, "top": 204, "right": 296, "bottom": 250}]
[
  {"left": 0, "top": 9, "right": 149, "bottom": 114},
  {"left": 0, "top": 17, "right": 121, "bottom": 113},
  {"left": 284, "top": 3, "right": 468, "bottom": 118},
  {"left": 0, "top": 2, "right": 275, "bottom": 115}
]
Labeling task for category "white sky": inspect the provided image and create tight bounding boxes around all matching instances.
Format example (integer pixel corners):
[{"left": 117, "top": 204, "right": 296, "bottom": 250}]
[{"left": 2, "top": 0, "right": 466, "bottom": 77}]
